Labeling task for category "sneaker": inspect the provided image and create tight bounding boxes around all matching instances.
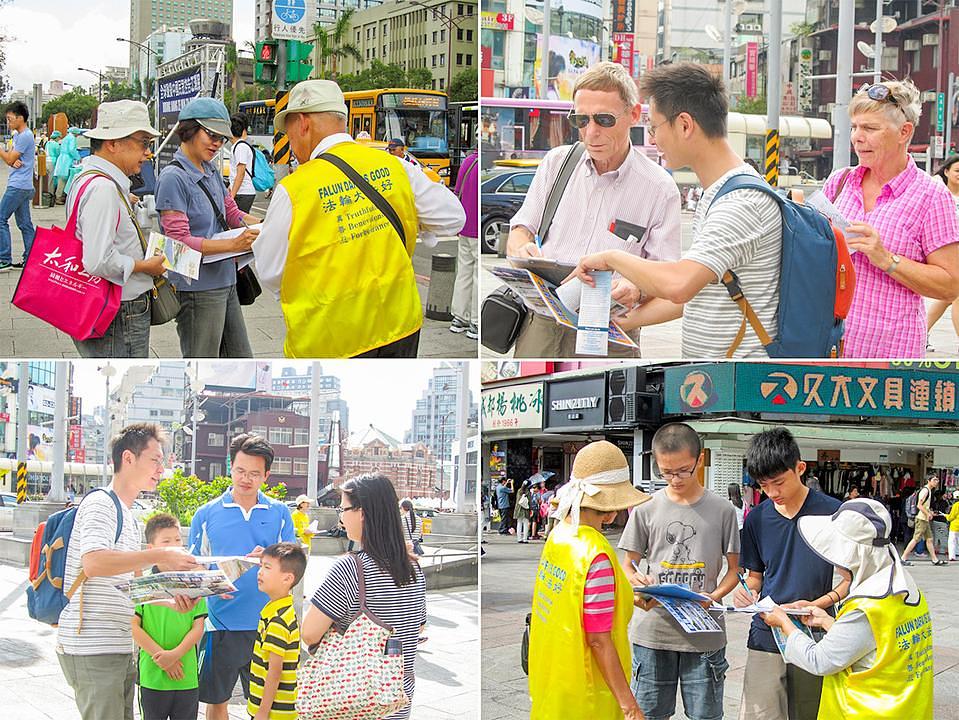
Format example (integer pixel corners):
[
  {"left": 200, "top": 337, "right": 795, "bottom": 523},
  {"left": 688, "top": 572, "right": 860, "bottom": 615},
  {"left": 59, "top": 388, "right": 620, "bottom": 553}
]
[
  {"left": 0, "top": 262, "right": 12, "bottom": 272},
  {"left": 466, "top": 323, "right": 478, "bottom": 340},
  {"left": 926, "top": 341, "right": 935, "bottom": 353},
  {"left": 449, "top": 317, "right": 469, "bottom": 334},
  {"left": 10, "top": 260, "right": 24, "bottom": 269}
]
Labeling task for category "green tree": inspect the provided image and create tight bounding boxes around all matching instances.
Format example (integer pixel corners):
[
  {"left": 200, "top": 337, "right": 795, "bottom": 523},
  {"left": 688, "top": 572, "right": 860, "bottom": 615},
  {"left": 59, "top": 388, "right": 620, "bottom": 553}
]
[
  {"left": 104, "top": 81, "right": 139, "bottom": 102},
  {"left": 736, "top": 96, "right": 767, "bottom": 115},
  {"left": 40, "top": 88, "right": 98, "bottom": 125},
  {"left": 155, "top": 469, "right": 288, "bottom": 526},
  {"left": 447, "top": 68, "right": 477, "bottom": 102},
  {"left": 312, "top": 11, "right": 363, "bottom": 79},
  {"left": 406, "top": 68, "right": 433, "bottom": 90},
  {"left": 0, "top": 0, "right": 10, "bottom": 100}
]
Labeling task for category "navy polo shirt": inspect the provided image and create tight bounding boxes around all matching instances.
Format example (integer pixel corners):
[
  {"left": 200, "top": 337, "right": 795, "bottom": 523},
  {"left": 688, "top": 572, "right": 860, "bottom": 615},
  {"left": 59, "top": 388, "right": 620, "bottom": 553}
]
[
  {"left": 740, "top": 489, "right": 842, "bottom": 653},
  {"left": 155, "top": 147, "right": 236, "bottom": 292},
  {"left": 188, "top": 490, "right": 295, "bottom": 631}
]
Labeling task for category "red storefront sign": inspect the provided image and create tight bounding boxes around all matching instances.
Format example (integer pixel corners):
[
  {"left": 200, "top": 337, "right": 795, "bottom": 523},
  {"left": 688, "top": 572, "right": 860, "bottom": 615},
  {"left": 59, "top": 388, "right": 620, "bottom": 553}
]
[
  {"left": 613, "top": 33, "right": 635, "bottom": 76},
  {"left": 746, "top": 42, "right": 758, "bottom": 98}
]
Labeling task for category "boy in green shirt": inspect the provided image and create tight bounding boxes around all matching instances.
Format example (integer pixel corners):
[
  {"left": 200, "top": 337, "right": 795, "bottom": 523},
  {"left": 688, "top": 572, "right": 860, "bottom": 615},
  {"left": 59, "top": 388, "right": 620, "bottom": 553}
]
[
  {"left": 132, "top": 513, "right": 207, "bottom": 720},
  {"left": 248, "top": 542, "right": 306, "bottom": 720}
]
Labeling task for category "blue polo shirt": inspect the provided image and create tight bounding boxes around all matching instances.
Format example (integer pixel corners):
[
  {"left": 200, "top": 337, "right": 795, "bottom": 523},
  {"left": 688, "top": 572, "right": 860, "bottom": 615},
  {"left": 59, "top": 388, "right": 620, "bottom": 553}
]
[
  {"left": 188, "top": 489, "right": 295, "bottom": 631},
  {"left": 9, "top": 128, "right": 35, "bottom": 190},
  {"left": 741, "top": 489, "right": 841, "bottom": 653},
  {"left": 154, "top": 147, "right": 236, "bottom": 292}
]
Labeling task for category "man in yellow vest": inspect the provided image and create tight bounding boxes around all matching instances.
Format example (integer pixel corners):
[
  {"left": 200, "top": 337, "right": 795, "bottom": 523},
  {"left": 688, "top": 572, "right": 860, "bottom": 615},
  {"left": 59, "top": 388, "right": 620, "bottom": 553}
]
[
  {"left": 528, "top": 441, "right": 651, "bottom": 720},
  {"left": 761, "top": 498, "right": 933, "bottom": 720},
  {"left": 253, "top": 80, "right": 465, "bottom": 358}
]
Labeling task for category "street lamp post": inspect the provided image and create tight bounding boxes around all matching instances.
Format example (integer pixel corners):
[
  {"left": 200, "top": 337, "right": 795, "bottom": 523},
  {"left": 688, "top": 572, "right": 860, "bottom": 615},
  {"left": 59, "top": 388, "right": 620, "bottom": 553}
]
[
  {"left": 78, "top": 67, "right": 105, "bottom": 104},
  {"left": 98, "top": 363, "right": 116, "bottom": 487},
  {"left": 116, "top": 37, "right": 161, "bottom": 102}
]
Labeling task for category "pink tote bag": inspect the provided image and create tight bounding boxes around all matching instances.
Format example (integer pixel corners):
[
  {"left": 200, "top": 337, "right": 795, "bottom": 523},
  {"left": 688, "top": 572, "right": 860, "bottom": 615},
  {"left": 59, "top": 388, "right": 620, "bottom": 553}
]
[{"left": 12, "top": 173, "right": 122, "bottom": 341}]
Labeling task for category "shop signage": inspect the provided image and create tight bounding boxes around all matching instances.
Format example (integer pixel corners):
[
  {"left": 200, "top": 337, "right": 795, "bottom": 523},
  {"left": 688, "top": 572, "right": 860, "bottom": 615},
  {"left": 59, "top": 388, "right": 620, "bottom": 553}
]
[
  {"left": 665, "top": 363, "right": 959, "bottom": 421},
  {"left": 612, "top": 0, "right": 634, "bottom": 34},
  {"left": 613, "top": 32, "right": 634, "bottom": 76},
  {"left": 546, "top": 376, "right": 607, "bottom": 431},
  {"left": 746, "top": 42, "right": 758, "bottom": 98},
  {"left": 481, "top": 11, "right": 515, "bottom": 31},
  {"left": 481, "top": 382, "right": 544, "bottom": 431}
]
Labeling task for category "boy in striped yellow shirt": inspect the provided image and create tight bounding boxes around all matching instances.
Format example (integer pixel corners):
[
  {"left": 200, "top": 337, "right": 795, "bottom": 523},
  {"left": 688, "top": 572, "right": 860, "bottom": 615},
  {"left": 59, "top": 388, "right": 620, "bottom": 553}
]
[{"left": 248, "top": 542, "right": 307, "bottom": 720}]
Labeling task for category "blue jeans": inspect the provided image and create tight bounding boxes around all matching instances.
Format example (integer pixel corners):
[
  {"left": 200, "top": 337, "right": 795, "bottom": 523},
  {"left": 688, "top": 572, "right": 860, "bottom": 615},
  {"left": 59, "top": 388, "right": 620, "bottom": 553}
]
[
  {"left": 631, "top": 644, "right": 728, "bottom": 720},
  {"left": 0, "top": 186, "right": 35, "bottom": 263},
  {"left": 74, "top": 292, "right": 151, "bottom": 358},
  {"left": 175, "top": 284, "right": 252, "bottom": 358}
]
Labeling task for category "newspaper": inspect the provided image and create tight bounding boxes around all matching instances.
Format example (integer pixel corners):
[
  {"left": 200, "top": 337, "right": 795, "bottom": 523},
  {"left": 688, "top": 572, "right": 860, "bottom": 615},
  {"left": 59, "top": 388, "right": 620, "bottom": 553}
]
[
  {"left": 771, "top": 617, "right": 816, "bottom": 660},
  {"left": 193, "top": 555, "right": 260, "bottom": 583},
  {"left": 728, "top": 596, "right": 813, "bottom": 616},
  {"left": 146, "top": 231, "right": 202, "bottom": 279},
  {"left": 116, "top": 570, "right": 236, "bottom": 605},
  {"left": 634, "top": 583, "right": 724, "bottom": 635},
  {"left": 202, "top": 223, "right": 262, "bottom": 267},
  {"left": 488, "top": 265, "right": 638, "bottom": 349}
]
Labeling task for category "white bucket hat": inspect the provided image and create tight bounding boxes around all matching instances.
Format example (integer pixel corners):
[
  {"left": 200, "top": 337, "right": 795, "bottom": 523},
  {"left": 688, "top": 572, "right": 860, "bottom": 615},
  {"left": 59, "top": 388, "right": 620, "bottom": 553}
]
[
  {"left": 84, "top": 100, "right": 160, "bottom": 140},
  {"left": 797, "top": 498, "right": 920, "bottom": 604},
  {"left": 295, "top": 494, "right": 313, "bottom": 507},
  {"left": 274, "top": 80, "right": 349, "bottom": 133}
]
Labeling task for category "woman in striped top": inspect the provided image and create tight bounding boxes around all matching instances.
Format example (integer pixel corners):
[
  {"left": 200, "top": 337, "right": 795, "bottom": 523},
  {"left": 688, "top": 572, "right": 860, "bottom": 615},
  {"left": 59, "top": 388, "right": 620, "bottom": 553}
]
[{"left": 301, "top": 474, "right": 427, "bottom": 720}]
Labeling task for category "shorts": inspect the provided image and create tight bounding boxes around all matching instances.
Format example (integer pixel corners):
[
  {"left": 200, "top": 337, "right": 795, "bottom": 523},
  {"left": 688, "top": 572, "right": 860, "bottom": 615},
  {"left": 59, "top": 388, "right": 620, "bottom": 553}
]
[
  {"left": 197, "top": 629, "right": 258, "bottom": 705},
  {"left": 913, "top": 518, "right": 933, "bottom": 542},
  {"left": 631, "top": 644, "right": 728, "bottom": 720}
]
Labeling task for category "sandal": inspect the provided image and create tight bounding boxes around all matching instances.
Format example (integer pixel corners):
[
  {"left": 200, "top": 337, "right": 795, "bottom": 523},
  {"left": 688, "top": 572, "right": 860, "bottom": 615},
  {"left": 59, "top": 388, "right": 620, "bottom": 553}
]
[{"left": 933, "top": 560, "right": 948, "bottom": 566}]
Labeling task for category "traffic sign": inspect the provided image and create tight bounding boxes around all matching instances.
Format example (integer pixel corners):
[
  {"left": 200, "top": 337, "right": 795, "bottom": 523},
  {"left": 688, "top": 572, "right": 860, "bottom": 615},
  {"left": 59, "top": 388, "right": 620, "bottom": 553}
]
[
  {"left": 272, "top": 0, "right": 315, "bottom": 41},
  {"left": 937, "top": 92, "right": 945, "bottom": 133}
]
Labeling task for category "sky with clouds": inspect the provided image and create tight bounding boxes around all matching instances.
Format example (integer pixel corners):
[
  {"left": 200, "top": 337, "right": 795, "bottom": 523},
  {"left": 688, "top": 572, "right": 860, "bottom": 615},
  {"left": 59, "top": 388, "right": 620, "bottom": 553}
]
[{"left": 2, "top": 0, "right": 255, "bottom": 95}]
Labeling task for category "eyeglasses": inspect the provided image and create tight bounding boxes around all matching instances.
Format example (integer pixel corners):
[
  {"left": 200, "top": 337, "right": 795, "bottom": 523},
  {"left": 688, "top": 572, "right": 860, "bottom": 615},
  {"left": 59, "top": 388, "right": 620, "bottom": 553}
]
[
  {"left": 567, "top": 109, "right": 629, "bottom": 129},
  {"left": 201, "top": 126, "right": 229, "bottom": 145},
  {"left": 336, "top": 505, "right": 360, "bottom": 515},
  {"left": 858, "top": 83, "right": 908, "bottom": 118},
  {"left": 126, "top": 137, "right": 153, "bottom": 150},
  {"left": 652, "top": 465, "right": 698, "bottom": 481},
  {"left": 646, "top": 117, "right": 674, "bottom": 139}
]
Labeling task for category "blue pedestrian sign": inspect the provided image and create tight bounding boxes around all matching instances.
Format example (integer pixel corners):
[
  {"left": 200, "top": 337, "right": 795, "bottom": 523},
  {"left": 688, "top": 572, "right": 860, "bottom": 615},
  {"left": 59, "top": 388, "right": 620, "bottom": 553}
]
[{"left": 274, "top": 0, "right": 306, "bottom": 24}]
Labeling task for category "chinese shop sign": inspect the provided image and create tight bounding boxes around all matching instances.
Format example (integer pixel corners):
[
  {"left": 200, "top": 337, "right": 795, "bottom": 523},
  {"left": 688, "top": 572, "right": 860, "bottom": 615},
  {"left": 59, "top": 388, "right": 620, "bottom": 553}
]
[{"left": 482, "top": 382, "right": 545, "bottom": 431}]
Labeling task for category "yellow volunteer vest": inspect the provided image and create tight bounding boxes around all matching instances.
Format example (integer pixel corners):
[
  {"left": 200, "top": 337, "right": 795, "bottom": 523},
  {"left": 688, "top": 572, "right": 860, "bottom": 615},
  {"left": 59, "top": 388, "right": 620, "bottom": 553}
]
[
  {"left": 280, "top": 141, "right": 421, "bottom": 357},
  {"left": 529, "top": 522, "right": 634, "bottom": 720},
  {"left": 818, "top": 593, "right": 933, "bottom": 720}
]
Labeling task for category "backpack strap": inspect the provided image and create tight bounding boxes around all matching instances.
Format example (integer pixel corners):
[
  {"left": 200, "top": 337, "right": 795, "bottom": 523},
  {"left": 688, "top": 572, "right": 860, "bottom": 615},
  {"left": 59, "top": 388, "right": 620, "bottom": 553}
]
[
  {"left": 537, "top": 142, "right": 586, "bottom": 247},
  {"left": 170, "top": 159, "right": 230, "bottom": 233},
  {"left": 235, "top": 140, "right": 256, "bottom": 180},
  {"left": 830, "top": 167, "right": 852, "bottom": 204},
  {"left": 708, "top": 174, "right": 783, "bottom": 357}
]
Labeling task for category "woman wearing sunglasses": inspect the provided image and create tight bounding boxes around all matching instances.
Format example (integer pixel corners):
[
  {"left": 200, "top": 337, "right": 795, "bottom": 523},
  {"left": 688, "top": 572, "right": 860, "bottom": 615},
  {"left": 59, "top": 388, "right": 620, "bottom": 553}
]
[
  {"left": 821, "top": 81, "right": 959, "bottom": 358},
  {"left": 155, "top": 97, "right": 262, "bottom": 358},
  {"left": 301, "top": 474, "right": 427, "bottom": 720}
]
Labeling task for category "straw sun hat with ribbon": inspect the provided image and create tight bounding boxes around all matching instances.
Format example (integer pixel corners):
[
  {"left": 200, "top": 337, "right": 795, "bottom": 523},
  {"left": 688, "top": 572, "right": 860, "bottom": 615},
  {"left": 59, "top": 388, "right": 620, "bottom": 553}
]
[{"left": 552, "top": 441, "right": 651, "bottom": 527}]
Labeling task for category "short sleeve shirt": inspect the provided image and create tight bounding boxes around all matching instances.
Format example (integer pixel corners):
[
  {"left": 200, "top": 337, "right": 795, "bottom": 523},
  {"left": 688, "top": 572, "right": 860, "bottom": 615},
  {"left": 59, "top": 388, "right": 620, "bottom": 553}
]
[
  {"left": 9, "top": 128, "right": 36, "bottom": 190},
  {"left": 136, "top": 591, "right": 207, "bottom": 690},
  {"left": 618, "top": 489, "right": 740, "bottom": 653},
  {"left": 155, "top": 147, "right": 236, "bottom": 292},
  {"left": 311, "top": 552, "right": 426, "bottom": 720},
  {"left": 230, "top": 141, "right": 256, "bottom": 197},
  {"left": 740, "top": 490, "right": 841, "bottom": 653},
  {"left": 57, "top": 489, "right": 143, "bottom": 655},
  {"left": 248, "top": 594, "right": 299, "bottom": 720},
  {"left": 683, "top": 165, "right": 783, "bottom": 358}
]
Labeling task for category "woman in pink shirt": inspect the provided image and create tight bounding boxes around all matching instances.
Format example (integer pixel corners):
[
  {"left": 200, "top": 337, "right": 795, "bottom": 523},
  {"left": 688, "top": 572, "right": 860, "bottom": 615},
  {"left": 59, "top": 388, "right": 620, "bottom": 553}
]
[{"left": 822, "top": 80, "right": 959, "bottom": 358}]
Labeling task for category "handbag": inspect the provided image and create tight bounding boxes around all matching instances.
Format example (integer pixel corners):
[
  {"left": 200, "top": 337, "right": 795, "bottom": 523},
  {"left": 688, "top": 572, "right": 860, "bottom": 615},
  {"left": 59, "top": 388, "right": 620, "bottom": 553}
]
[
  {"left": 296, "top": 553, "right": 410, "bottom": 720},
  {"left": 171, "top": 158, "right": 262, "bottom": 305},
  {"left": 480, "top": 141, "right": 586, "bottom": 354},
  {"left": 12, "top": 172, "right": 122, "bottom": 340}
]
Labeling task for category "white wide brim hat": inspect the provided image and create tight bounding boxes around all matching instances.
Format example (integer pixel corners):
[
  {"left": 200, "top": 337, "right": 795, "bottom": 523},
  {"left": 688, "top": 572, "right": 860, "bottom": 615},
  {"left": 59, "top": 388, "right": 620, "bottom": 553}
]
[{"left": 84, "top": 100, "right": 160, "bottom": 140}]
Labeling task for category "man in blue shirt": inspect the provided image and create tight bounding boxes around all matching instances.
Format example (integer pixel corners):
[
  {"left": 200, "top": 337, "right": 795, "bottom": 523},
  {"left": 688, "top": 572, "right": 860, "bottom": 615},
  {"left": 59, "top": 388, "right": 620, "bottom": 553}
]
[
  {"left": 0, "top": 101, "right": 36, "bottom": 270},
  {"left": 734, "top": 428, "right": 850, "bottom": 720},
  {"left": 188, "top": 433, "right": 295, "bottom": 720},
  {"left": 495, "top": 477, "right": 512, "bottom": 535}
]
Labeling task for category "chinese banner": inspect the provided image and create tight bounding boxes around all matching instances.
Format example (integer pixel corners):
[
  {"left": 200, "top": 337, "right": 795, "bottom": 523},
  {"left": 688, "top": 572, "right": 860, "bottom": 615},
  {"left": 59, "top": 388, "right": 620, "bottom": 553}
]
[
  {"left": 746, "top": 42, "right": 758, "bottom": 98},
  {"left": 613, "top": 33, "right": 634, "bottom": 76},
  {"left": 481, "top": 382, "right": 545, "bottom": 431}
]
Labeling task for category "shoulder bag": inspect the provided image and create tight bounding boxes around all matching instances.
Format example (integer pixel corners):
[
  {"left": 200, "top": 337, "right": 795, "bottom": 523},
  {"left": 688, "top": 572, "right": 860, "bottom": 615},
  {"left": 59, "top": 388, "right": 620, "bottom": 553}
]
[
  {"left": 480, "top": 142, "right": 586, "bottom": 354},
  {"left": 170, "top": 159, "right": 262, "bottom": 305},
  {"left": 296, "top": 553, "right": 410, "bottom": 720}
]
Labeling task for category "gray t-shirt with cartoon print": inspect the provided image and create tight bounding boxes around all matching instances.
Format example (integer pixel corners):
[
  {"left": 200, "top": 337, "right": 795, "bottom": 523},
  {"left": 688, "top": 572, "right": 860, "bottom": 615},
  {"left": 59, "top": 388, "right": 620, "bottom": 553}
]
[{"left": 618, "top": 488, "right": 740, "bottom": 653}]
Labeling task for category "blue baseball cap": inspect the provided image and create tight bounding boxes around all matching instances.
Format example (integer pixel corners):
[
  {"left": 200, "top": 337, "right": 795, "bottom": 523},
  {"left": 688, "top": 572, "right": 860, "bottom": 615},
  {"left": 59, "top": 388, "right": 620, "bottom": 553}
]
[{"left": 178, "top": 97, "right": 232, "bottom": 138}]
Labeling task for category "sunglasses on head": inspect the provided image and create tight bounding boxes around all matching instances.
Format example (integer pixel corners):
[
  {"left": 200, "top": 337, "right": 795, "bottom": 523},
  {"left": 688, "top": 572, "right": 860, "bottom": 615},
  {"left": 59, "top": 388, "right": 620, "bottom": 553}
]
[
  {"left": 858, "top": 83, "right": 908, "bottom": 118},
  {"left": 566, "top": 109, "right": 627, "bottom": 129}
]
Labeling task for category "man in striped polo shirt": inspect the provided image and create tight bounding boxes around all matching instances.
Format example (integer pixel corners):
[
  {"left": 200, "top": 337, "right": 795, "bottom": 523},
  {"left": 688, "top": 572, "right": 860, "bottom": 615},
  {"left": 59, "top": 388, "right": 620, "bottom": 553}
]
[
  {"left": 507, "top": 61, "right": 682, "bottom": 358},
  {"left": 189, "top": 434, "right": 295, "bottom": 720}
]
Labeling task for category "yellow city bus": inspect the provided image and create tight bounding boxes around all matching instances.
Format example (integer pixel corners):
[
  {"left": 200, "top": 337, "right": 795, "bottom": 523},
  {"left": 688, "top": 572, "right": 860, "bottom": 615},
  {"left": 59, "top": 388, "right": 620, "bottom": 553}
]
[{"left": 238, "top": 87, "right": 452, "bottom": 182}]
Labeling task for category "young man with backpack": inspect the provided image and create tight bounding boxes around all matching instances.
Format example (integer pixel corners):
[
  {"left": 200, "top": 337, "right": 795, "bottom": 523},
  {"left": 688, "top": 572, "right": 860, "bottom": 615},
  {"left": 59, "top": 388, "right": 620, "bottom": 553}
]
[
  {"left": 229, "top": 113, "right": 260, "bottom": 213},
  {"left": 568, "top": 63, "right": 851, "bottom": 359},
  {"left": 52, "top": 423, "right": 199, "bottom": 720},
  {"left": 901, "top": 474, "right": 946, "bottom": 566}
]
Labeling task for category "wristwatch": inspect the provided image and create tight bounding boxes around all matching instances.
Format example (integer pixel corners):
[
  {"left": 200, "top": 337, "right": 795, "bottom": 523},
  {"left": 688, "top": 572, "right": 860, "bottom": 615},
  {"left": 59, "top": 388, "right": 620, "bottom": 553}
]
[{"left": 884, "top": 254, "right": 901, "bottom": 274}]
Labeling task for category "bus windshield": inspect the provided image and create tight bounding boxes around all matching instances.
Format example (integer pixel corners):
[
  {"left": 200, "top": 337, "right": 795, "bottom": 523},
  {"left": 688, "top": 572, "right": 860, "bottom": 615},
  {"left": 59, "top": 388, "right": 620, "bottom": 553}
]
[{"left": 377, "top": 108, "right": 448, "bottom": 157}]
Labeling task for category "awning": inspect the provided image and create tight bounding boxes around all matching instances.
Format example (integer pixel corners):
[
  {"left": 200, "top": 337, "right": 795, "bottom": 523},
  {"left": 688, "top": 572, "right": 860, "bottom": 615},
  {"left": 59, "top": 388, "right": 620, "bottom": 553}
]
[
  {"left": 728, "top": 113, "right": 832, "bottom": 139},
  {"left": 686, "top": 419, "right": 959, "bottom": 449}
]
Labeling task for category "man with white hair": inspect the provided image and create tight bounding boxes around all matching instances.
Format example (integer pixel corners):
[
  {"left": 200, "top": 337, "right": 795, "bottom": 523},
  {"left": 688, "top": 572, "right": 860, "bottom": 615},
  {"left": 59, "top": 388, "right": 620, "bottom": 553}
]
[
  {"left": 252, "top": 79, "right": 465, "bottom": 358},
  {"left": 506, "top": 61, "right": 682, "bottom": 358}
]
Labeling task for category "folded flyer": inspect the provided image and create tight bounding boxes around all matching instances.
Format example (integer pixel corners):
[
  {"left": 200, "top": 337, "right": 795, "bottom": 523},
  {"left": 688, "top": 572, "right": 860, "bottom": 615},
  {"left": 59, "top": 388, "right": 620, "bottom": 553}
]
[
  {"left": 728, "top": 596, "right": 813, "bottom": 616},
  {"left": 634, "top": 584, "right": 724, "bottom": 634},
  {"left": 116, "top": 570, "right": 236, "bottom": 605},
  {"left": 193, "top": 555, "right": 260, "bottom": 583},
  {"left": 146, "top": 231, "right": 202, "bottom": 280},
  {"left": 489, "top": 266, "right": 638, "bottom": 348}
]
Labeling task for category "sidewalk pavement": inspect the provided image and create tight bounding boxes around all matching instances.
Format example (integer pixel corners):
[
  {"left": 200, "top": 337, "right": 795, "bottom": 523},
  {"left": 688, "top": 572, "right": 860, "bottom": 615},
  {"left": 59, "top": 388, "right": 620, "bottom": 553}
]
[
  {"left": 0, "top": 551, "right": 478, "bottom": 720},
  {"left": 480, "top": 531, "right": 959, "bottom": 720},
  {"left": 480, "top": 210, "right": 959, "bottom": 359},
  {"left": 0, "top": 165, "right": 475, "bottom": 358}
]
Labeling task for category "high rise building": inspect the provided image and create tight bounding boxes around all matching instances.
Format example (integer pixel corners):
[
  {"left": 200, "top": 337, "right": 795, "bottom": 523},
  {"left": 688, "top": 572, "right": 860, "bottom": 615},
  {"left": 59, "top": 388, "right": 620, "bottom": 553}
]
[
  {"left": 129, "top": 0, "right": 234, "bottom": 71},
  {"left": 407, "top": 364, "right": 475, "bottom": 462},
  {"left": 115, "top": 363, "right": 189, "bottom": 436},
  {"left": 271, "top": 366, "right": 350, "bottom": 440}
]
